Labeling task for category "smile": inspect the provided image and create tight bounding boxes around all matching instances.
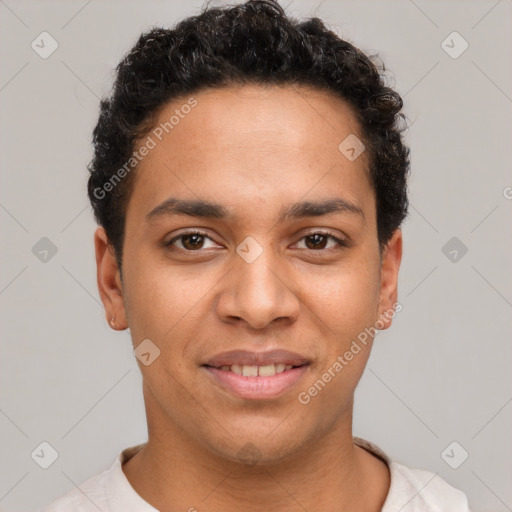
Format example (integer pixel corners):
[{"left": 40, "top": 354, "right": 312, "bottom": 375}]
[
  {"left": 202, "top": 349, "right": 310, "bottom": 400},
  {"left": 215, "top": 363, "right": 294, "bottom": 376}
]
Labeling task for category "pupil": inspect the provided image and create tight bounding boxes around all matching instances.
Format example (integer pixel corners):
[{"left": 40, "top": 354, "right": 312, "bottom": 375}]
[
  {"left": 183, "top": 234, "right": 204, "bottom": 250},
  {"left": 306, "top": 234, "right": 327, "bottom": 249}
]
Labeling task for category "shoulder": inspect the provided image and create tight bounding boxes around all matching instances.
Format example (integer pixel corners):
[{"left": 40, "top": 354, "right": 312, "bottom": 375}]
[
  {"left": 385, "top": 460, "right": 471, "bottom": 511},
  {"left": 39, "top": 444, "right": 148, "bottom": 512},
  {"left": 353, "top": 437, "right": 470, "bottom": 511},
  {"left": 39, "top": 468, "right": 111, "bottom": 512}
]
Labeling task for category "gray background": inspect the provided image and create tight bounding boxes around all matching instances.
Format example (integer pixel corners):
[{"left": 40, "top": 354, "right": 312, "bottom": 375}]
[{"left": 1, "top": 0, "right": 511, "bottom": 511}]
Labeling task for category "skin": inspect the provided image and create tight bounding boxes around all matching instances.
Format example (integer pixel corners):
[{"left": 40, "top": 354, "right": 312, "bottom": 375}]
[{"left": 95, "top": 84, "right": 402, "bottom": 511}]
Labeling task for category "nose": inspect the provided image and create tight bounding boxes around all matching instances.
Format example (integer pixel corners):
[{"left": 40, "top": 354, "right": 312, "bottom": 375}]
[{"left": 215, "top": 248, "right": 301, "bottom": 330}]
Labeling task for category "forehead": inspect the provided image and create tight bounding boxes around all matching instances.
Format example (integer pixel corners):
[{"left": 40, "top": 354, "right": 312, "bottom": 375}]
[
  {"left": 152, "top": 84, "right": 364, "bottom": 157},
  {"left": 127, "top": 84, "right": 374, "bottom": 225}
]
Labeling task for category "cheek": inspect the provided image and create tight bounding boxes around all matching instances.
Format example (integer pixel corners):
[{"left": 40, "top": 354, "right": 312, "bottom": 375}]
[
  {"left": 293, "top": 260, "right": 381, "bottom": 413},
  {"left": 122, "top": 262, "right": 209, "bottom": 407},
  {"left": 122, "top": 252, "right": 202, "bottom": 344},
  {"left": 297, "top": 256, "right": 381, "bottom": 342},
  {"left": 122, "top": 250, "right": 228, "bottom": 372}
]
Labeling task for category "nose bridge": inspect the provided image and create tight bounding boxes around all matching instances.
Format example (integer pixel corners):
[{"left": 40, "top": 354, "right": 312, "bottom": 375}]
[
  {"left": 237, "top": 247, "right": 281, "bottom": 300},
  {"left": 216, "top": 238, "right": 299, "bottom": 329}
]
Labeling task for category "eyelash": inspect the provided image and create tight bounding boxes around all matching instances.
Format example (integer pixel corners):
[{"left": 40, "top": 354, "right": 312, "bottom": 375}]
[{"left": 165, "top": 230, "right": 347, "bottom": 253}]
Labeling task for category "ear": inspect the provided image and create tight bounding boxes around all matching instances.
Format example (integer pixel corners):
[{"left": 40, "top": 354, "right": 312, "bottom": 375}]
[
  {"left": 94, "top": 226, "right": 128, "bottom": 330},
  {"left": 376, "top": 229, "right": 403, "bottom": 330}
]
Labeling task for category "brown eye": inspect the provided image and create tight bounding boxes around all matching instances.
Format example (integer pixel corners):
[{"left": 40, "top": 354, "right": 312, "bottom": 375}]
[
  {"left": 295, "top": 232, "right": 346, "bottom": 251},
  {"left": 167, "top": 231, "right": 217, "bottom": 251},
  {"left": 305, "top": 234, "right": 328, "bottom": 249},
  {"left": 181, "top": 234, "right": 205, "bottom": 250}
]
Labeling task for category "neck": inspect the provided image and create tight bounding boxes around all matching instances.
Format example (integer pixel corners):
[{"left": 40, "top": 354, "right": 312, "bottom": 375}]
[{"left": 122, "top": 393, "right": 389, "bottom": 511}]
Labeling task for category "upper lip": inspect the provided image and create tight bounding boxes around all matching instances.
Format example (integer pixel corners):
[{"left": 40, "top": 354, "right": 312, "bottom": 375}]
[{"left": 203, "top": 349, "right": 309, "bottom": 368}]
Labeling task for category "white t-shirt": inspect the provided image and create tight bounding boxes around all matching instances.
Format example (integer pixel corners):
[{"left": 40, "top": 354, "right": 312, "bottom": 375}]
[{"left": 40, "top": 437, "right": 470, "bottom": 511}]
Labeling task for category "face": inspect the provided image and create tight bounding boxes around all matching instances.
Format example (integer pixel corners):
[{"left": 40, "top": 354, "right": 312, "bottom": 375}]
[{"left": 95, "top": 84, "right": 402, "bottom": 465}]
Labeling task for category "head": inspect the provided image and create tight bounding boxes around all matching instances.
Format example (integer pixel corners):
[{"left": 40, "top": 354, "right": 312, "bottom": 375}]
[{"left": 92, "top": 0, "right": 409, "bottom": 465}]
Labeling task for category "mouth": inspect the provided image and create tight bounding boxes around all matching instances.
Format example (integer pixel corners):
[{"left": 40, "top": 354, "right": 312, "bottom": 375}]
[
  {"left": 205, "top": 362, "right": 302, "bottom": 376},
  {"left": 202, "top": 349, "right": 310, "bottom": 400}
]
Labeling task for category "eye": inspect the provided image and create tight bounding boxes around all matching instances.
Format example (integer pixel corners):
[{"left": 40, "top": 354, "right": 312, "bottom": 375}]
[
  {"left": 294, "top": 232, "right": 346, "bottom": 251},
  {"left": 165, "top": 230, "right": 346, "bottom": 253},
  {"left": 166, "top": 231, "right": 218, "bottom": 251}
]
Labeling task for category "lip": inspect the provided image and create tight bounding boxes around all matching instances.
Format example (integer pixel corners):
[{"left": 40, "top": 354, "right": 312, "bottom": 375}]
[
  {"left": 202, "top": 349, "right": 310, "bottom": 400},
  {"left": 203, "top": 364, "right": 309, "bottom": 400},
  {"left": 204, "top": 349, "right": 309, "bottom": 368}
]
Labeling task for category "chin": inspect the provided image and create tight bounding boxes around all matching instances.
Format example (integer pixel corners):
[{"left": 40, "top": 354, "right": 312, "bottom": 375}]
[{"left": 197, "top": 418, "right": 316, "bottom": 468}]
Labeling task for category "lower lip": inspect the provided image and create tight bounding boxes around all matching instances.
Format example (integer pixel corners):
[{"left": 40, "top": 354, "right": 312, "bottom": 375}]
[{"left": 203, "top": 365, "right": 309, "bottom": 400}]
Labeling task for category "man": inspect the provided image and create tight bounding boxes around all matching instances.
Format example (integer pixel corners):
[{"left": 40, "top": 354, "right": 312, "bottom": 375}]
[{"left": 42, "top": 0, "right": 471, "bottom": 510}]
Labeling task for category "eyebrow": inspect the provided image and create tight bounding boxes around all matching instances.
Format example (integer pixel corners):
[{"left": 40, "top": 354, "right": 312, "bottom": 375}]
[{"left": 146, "top": 197, "right": 365, "bottom": 223}]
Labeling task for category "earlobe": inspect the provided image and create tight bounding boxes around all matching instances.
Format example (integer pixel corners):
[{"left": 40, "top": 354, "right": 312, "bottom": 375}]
[
  {"left": 94, "top": 227, "right": 128, "bottom": 330},
  {"left": 377, "top": 229, "right": 403, "bottom": 330}
]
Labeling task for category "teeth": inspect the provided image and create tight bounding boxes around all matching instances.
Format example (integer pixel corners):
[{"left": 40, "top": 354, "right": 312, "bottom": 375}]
[
  {"left": 242, "top": 365, "right": 258, "bottom": 376},
  {"left": 230, "top": 364, "right": 243, "bottom": 375},
  {"left": 219, "top": 363, "right": 294, "bottom": 376},
  {"left": 275, "top": 363, "right": 286, "bottom": 373},
  {"left": 258, "top": 364, "right": 276, "bottom": 376}
]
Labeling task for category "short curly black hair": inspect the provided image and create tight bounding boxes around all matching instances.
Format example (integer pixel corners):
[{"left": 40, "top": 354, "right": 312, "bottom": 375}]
[{"left": 88, "top": 0, "right": 409, "bottom": 270}]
